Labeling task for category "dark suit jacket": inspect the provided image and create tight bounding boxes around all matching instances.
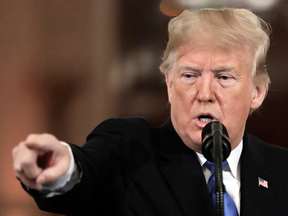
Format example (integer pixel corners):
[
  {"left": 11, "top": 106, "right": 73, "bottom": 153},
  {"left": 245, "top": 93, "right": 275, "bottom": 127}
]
[{"left": 30, "top": 117, "right": 288, "bottom": 216}]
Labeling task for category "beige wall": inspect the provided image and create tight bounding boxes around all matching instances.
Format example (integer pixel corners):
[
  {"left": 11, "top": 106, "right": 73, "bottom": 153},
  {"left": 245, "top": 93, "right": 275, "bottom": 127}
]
[{"left": 0, "top": 0, "right": 118, "bottom": 215}]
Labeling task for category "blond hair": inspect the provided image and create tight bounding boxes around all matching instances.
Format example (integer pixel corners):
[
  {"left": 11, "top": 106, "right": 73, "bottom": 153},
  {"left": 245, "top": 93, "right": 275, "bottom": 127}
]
[{"left": 160, "top": 8, "right": 271, "bottom": 85}]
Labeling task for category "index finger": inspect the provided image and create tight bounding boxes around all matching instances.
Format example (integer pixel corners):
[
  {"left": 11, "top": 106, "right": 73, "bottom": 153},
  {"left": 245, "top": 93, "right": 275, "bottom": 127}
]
[{"left": 25, "top": 134, "right": 60, "bottom": 153}]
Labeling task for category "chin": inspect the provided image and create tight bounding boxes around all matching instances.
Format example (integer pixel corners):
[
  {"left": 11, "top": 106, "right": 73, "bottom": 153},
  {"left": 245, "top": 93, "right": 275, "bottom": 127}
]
[{"left": 183, "top": 134, "right": 203, "bottom": 152}]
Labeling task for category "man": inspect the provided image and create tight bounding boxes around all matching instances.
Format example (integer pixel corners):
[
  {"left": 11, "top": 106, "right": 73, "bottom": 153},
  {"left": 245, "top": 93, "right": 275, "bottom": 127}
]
[{"left": 12, "top": 8, "right": 288, "bottom": 216}]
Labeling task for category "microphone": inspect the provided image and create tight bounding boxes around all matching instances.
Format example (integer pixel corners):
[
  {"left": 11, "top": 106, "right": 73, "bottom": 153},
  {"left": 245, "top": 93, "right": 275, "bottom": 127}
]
[
  {"left": 202, "top": 121, "right": 231, "bottom": 216},
  {"left": 201, "top": 121, "right": 231, "bottom": 162}
]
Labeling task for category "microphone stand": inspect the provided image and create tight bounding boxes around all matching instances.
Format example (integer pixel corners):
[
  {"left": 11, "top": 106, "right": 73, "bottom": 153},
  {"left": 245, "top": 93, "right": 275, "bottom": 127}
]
[{"left": 212, "top": 122, "right": 225, "bottom": 216}]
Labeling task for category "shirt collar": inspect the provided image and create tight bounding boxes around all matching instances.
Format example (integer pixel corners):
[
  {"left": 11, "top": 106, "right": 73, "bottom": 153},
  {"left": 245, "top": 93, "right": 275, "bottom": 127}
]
[{"left": 196, "top": 140, "right": 243, "bottom": 179}]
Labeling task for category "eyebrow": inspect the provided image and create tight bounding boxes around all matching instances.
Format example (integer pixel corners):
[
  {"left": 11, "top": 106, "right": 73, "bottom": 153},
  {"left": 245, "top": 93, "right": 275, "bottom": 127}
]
[
  {"left": 211, "top": 65, "right": 235, "bottom": 73},
  {"left": 177, "top": 65, "right": 203, "bottom": 73},
  {"left": 178, "top": 64, "right": 235, "bottom": 74}
]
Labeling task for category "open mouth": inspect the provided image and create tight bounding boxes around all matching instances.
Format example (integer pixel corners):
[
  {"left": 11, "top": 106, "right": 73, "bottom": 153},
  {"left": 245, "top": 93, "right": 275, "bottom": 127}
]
[{"left": 198, "top": 115, "right": 214, "bottom": 122}]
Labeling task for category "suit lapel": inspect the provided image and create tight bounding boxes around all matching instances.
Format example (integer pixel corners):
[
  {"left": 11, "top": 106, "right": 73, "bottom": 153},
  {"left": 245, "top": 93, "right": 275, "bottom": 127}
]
[
  {"left": 155, "top": 121, "right": 276, "bottom": 216},
  {"left": 155, "top": 119, "right": 214, "bottom": 216},
  {"left": 240, "top": 132, "right": 275, "bottom": 216}
]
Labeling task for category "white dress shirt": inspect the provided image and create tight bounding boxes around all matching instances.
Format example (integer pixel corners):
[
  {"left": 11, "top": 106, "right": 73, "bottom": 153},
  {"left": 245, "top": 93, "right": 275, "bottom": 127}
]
[{"left": 196, "top": 140, "right": 243, "bottom": 215}]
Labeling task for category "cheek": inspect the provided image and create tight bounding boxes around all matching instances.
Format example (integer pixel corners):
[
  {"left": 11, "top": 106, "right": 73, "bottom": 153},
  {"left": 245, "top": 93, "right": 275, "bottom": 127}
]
[
  {"left": 224, "top": 96, "right": 252, "bottom": 119},
  {"left": 223, "top": 93, "right": 252, "bottom": 130},
  {"left": 226, "top": 85, "right": 253, "bottom": 105},
  {"left": 221, "top": 88, "right": 253, "bottom": 126},
  {"left": 170, "top": 87, "right": 193, "bottom": 120},
  {"left": 172, "top": 82, "right": 196, "bottom": 103}
]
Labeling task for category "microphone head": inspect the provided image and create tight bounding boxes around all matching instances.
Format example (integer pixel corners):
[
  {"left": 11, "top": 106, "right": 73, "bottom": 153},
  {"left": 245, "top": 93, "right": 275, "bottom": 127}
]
[
  {"left": 201, "top": 121, "right": 229, "bottom": 141},
  {"left": 201, "top": 121, "right": 231, "bottom": 162}
]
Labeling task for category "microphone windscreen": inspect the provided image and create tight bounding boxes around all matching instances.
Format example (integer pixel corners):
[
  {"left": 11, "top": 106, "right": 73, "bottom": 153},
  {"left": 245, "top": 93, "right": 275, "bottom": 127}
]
[
  {"left": 201, "top": 121, "right": 231, "bottom": 162},
  {"left": 201, "top": 121, "right": 229, "bottom": 142}
]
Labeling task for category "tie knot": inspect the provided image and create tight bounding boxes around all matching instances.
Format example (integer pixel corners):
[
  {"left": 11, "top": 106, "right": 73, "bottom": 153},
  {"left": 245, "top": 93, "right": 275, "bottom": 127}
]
[{"left": 204, "top": 160, "right": 229, "bottom": 173}]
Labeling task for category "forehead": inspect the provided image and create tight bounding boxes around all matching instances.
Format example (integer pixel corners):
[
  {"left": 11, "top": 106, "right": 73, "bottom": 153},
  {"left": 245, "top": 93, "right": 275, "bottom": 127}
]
[{"left": 175, "top": 43, "right": 254, "bottom": 73}]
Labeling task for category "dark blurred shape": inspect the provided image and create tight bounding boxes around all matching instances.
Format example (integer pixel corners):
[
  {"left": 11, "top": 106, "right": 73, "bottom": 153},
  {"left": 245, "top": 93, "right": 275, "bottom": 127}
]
[{"left": 159, "top": 0, "right": 185, "bottom": 17}]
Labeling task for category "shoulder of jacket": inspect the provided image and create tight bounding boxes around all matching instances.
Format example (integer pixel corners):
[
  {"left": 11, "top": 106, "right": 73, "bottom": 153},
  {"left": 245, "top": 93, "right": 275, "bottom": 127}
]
[
  {"left": 245, "top": 132, "right": 288, "bottom": 157},
  {"left": 100, "top": 117, "right": 150, "bottom": 128}
]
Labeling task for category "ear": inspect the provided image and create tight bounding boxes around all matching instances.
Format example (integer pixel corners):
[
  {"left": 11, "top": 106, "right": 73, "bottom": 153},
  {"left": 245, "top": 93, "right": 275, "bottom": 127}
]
[
  {"left": 250, "top": 83, "right": 268, "bottom": 111},
  {"left": 165, "top": 72, "right": 173, "bottom": 104}
]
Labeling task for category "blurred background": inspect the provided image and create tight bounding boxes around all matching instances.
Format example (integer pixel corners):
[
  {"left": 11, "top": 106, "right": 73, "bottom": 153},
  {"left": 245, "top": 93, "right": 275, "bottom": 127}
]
[{"left": 1, "top": 0, "right": 288, "bottom": 215}]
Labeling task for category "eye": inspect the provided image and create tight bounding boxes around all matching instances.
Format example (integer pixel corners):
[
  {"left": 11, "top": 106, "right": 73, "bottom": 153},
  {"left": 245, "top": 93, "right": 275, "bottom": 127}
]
[
  {"left": 216, "top": 73, "right": 236, "bottom": 87},
  {"left": 219, "top": 75, "right": 230, "bottom": 80},
  {"left": 180, "top": 72, "right": 198, "bottom": 84},
  {"left": 182, "top": 72, "right": 199, "bottom": 79},
  {"left": 184, "top": 74, "right": 193, "bottom": 78},
  {"left": 217, "top": 73, "right": 233, "bottom": 81}
]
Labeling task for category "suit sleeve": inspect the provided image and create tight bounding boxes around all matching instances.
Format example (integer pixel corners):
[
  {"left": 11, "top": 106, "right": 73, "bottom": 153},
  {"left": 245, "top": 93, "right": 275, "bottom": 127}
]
[{"left": 29, "top": 117, "right": 152, "bottom": 216}]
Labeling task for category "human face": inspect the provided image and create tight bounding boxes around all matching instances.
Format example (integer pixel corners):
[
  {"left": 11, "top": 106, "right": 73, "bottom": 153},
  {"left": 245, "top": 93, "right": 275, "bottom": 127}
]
[{"left": 166, "top": 45, "right": 267, "bottom": 153}]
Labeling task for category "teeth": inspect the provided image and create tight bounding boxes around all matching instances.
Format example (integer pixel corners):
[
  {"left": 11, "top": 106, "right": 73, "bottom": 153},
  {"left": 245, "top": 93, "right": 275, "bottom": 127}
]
[
  {"left": 198, "top": 115, "right": 214, "bottom": 122},
  {"left": 199, "top": 118, "right": 212, "bottom": 122}
]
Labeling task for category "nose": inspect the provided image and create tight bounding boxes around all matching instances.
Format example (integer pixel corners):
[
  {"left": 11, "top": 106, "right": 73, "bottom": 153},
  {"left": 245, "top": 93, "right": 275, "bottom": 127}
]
[{"left": 196, "top": 72, "right": 216, "bottom": 102}]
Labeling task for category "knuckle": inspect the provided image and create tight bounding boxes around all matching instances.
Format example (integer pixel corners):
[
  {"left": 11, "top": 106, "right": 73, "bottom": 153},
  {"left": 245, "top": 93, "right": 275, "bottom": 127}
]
[
  {"left": 18, "top": 141, "right": 26, "bottom": 148},
  {"left": 25, "top": 135, "right": 39, "bottom": 146},
  {"left": 42, "top": 133, "right": 56, "bottom": 141},
  {"left": 20, "top": 159, "right": 33, "bottom": 169},
  {"left": 14, "top": 164, "right": 23, "bottom": 174},
  {"left": 26, "top": 134, "right": 37, "bottom": 141},
  {"left": 12, "top": 146, "right": 18, "bottom": 158},
  {"left": 27, "top": 133, "right": 57, "bottom": 146},
  {"left": 20, "top": 166, "right": 38, "bottom": 180},
  {"left": 19, "top": 155, "right": 35, "bottom": 169},
  {"left": 42, "top": 133, "right": 51, "bottom": 137}
]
